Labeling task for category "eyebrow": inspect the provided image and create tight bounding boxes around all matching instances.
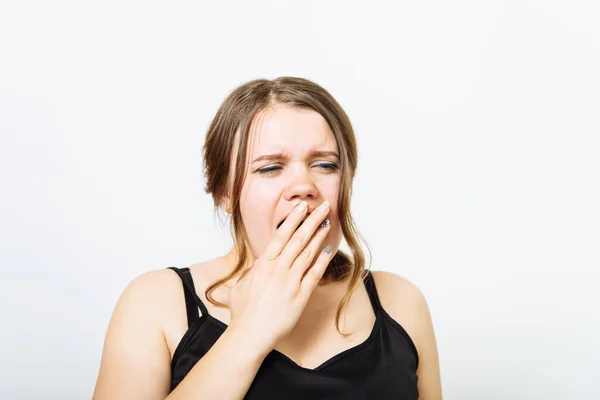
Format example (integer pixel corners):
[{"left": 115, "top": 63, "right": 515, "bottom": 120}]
[{"left": 251, "top": 151, "right": 340, "bottom": 164}]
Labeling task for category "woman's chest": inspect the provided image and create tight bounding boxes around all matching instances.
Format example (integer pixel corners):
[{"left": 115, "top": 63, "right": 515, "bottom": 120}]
[
  {"left": 271, "top": 305, "right": 377, "bottom": 369},
  {"left": 165, "top": 273, "right": 376, "bottom": 370}
]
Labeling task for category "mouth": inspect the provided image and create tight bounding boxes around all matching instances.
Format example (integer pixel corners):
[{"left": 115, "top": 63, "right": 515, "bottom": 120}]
[{"left": 277, "top": 214, "right": 309, "bottom": 230}]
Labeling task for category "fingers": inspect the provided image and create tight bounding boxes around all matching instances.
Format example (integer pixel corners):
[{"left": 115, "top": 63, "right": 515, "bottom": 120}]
[
  {"left": 277, "top": 200, "right": 330, "bottom": 268},
  {"left": 289, "top": 217, "right": 331, "bottom": 282},
  {"left": 262, "top": 200, "right": 309, "bottom": 260},
  {"left": 298, "top": 242, "right": 335, "bottom": 300}
]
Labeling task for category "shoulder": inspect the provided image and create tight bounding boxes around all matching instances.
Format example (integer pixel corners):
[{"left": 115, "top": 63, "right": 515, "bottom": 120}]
[
  {"left": 109, "top": 267, "right": 201, "bottom": 344},
  {"left": 370, "top": 270, "right": 432, "bottom": 354},
  {"left": 371, "top": 270, "right": 442, "bottom": 398},
  {"left": 118, "top": 268, "right": 185, "bottom": 314},
  {"left": 107, "top": 268, "right": 188, "bottom": 341},
  {"left": 94, "top": 268, "right": 186, "bottom": 398},
  {"left": 370, "top": 270, "right": 428, "bottom": 317}
]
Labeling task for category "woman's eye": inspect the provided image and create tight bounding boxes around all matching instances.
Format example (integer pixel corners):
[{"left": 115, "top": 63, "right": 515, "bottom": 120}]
[
  {"left": 257, "top": 163, "right": 339, "bottom": 175},
  {"left": 317, "top": 163, "right": 339, "bottom": 171},
  {"left": 256, "top": 166, "right": 281, "bottom": 174}
]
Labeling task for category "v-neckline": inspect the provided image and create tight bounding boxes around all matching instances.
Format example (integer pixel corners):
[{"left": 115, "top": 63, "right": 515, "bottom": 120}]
[
  {"left": 206, "top": 309, "right": 381, "bottom": 372},
  {"left": 203, "top": 272, "right": 381, "bottom": 372}
]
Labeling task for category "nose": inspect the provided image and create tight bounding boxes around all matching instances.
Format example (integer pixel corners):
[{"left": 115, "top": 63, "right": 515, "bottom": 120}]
[{"left": 282, "top": 164, "right": 318, "bottom": 202}]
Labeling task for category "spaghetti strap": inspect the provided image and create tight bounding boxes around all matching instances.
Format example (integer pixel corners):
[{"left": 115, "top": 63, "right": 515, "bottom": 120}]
[
  {"left": 167, "top": 266, "right": 209, "bottom": 327},
  {"left": 170, "top": 266, "right": 420, "bottom": 396},
  {"left": 363, "top": 270, "right": 381, "bottom": 314}
]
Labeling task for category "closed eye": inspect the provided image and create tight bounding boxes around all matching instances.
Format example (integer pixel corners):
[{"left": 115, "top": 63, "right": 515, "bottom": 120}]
[{"left": 257, "top": 163, "right": 339, "bottom": 175}]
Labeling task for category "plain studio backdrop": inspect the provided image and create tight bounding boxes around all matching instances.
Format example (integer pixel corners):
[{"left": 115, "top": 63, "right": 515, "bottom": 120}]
[{"left": 1, "top": 1, "right": 599, "bottom": 399}]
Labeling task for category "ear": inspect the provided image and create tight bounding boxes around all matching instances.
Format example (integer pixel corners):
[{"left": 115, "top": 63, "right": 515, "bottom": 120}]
[{"left": 221, "top": 195, "right": 232, "bottom": 214}]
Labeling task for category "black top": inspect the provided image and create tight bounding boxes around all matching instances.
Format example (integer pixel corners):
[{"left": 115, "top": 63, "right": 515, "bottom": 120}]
[{"left": 167, "top": 266, "right": 419, "bottom": 399}]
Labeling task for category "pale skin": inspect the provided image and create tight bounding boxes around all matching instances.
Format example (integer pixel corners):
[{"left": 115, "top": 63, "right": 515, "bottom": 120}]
[{"left": 93, "top": 104, "right": 442, "bottom": 399}]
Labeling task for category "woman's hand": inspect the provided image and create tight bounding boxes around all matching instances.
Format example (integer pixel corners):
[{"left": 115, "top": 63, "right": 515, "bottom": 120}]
[{"left": 228, "top": 199, "right": 334, "bottom": 351}]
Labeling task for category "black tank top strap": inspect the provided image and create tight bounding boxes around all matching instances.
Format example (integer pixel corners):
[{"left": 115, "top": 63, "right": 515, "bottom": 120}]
[
  {"left": 167, "top": 266, "right": 209, "bottom": 327},
  {"left": 363, "top": 269, "right": 381, "bottom": 314}
]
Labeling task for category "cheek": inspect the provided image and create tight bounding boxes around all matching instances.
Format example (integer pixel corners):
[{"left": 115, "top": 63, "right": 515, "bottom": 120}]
[{"left": 239, "top": 189, "right": 276, "bottom": 232}]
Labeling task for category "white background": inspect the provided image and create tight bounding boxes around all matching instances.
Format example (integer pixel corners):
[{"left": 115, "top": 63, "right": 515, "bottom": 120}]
[{"left": 1, "top": 1, "right": 599, "bottom": 399}]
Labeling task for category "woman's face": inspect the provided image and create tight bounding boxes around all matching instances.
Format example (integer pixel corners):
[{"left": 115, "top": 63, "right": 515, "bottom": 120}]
[{"left": 232, "top": 104, "right": 343, "bottom": 263}]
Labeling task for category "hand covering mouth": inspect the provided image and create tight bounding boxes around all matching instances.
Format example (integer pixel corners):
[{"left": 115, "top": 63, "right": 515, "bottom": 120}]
[{"left": 276, "top": 214, "right": 309, "bottom": 230}]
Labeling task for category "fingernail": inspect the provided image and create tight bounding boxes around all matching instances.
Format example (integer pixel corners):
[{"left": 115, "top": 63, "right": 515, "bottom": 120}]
[
  {"left": 324, "top": 244, "right": 332, "bottom": 254},
  {"left": 295, "top": 201, "right": 307, "bottom": 214}
]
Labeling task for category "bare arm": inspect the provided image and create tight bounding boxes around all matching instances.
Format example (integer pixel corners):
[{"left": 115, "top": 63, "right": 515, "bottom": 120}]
[
  {"left": 93, "top": 270, "right": 271, "bottom": 400},
  {"left": 412, "top": 287, "right": 442, "bottom": 399},
  {"left": 373, "top": 271, "right": 443, "bottom": 400},
  {"left": 93, "top": 271, "right": 173, "bottom": 399}
]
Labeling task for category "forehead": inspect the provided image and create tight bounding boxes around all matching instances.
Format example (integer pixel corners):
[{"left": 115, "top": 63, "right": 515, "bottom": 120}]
[{"left": 247, "top": 105, "right": 336, "bottom": 157}]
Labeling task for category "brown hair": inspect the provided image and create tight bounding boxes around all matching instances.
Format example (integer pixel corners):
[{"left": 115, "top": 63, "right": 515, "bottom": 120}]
[{"left": 201, "top": 76, "right": 372, "bottom": 336}]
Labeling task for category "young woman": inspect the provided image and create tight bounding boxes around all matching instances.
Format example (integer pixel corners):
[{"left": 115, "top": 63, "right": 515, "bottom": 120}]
[{"left": 93, "top": 77, "right": 442, "bottom": 399}]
